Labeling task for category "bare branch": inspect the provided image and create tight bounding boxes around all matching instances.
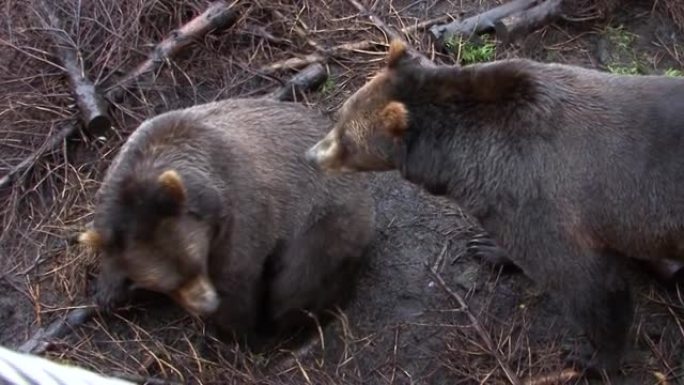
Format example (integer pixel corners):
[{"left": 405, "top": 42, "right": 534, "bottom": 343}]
[
  {"left": 0, "top": 122, "right": 76, "bottom": 190},
  {"left": 343, "top": 1, "right": 434, "bottom": 67},
  {"left": 106, "top": 1, "right": 240, "bottom": 101},
  {"left": 36, "top": 0, "right": 111, "bottom": 134},
  {"left": 18, "top": 307, "right": 96, "bottom": 355}
]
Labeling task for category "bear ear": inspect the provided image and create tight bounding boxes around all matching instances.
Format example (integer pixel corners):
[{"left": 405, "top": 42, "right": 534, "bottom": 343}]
[
  {"left": 78, "top": 229, "right": 103, "bottom": 250},
  {"left": 158, "top": 169, "right": 186, "bottom": 206},
  {"left": 387, "top": 39, "right": 409, "bottom": 69},
  {"left": 380, "top": 101, "right": 408, "bottom": 137}
]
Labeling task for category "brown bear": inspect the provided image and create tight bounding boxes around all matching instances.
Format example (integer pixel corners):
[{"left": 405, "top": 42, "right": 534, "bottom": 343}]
[
  {"left": 305, "top": 39, "right": 684, "bottom": 372},
  {"left": 78, "top": 97, "right": 376, "bottom": 347}
]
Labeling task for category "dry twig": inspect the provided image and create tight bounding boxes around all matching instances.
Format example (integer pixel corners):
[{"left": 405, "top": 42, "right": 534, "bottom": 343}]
[
  {"left": 429, "top": 266, "right": 523, "bottom": 385},
  {"left": 346, "top": 0, "right": 402, "bottom": 41},
  {"left": 343, "top": 0, "right": 435, "bottom": 67},
  {"left": 523, "top": 368, "right": 581, "bottom": 385},
  {"left": 260, "top": 16, "right": 449, "bottom": 74},
  {"left": 106, "top": 0, "right": 240, "bottom": 101},
  {"left": 0, "top": 122, "right": 76, "bottom": 190}
]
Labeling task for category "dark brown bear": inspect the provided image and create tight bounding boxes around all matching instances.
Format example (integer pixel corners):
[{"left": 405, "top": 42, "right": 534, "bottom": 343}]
[
  {"left": 79, "top": 97, "right": 375, "bottom": 346},
  {"left": 305, "top": 39, "right": 684, "bottom": 371}
]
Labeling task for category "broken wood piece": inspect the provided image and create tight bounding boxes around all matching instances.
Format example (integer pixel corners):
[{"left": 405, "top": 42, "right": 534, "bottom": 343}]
[
  {"left": 106, "top": 1, "right": 239, "bottom": 101},
  {"left": 18, "top": 307, "right": 95, "bottom": 355},
  {"left": 523, "top": 368, "right": 581, "bottom": 385},
  {"left": 494, "top": 0, "right": 563, "bottom": 44},
  {"left": 263, "top": 52, "right": 325, "bottom": 74},
  {"left": 429, "top": 0, "right": 541, "bottom": 46},
  {"left": 268, "top": 63, "right": 327, "bottom": 102},
  {"left": 36, "top": 0, "right": 111, "bottom": 134}
]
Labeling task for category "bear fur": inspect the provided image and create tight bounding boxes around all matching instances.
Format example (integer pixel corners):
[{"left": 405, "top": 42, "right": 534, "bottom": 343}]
[
  {"left": 80, "top": 97, "right": 376, "bottom": 347},
  {"left": 305, "top": 39, "right": 684, "bottom": 371}
]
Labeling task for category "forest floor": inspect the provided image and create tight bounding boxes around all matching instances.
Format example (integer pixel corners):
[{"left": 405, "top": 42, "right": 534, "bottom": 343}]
[{"left": 1, "top": 0, "right": 683, "bottom": 384}]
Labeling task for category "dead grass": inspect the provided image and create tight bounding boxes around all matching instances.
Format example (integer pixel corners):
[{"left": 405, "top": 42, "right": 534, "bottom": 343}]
[{"left": 1, "top": 0, "right": 684, "bottom": 384}]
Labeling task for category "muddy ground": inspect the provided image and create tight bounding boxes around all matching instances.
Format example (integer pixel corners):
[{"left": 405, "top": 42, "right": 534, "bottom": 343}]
[{"left": 1, "top": 0, "right": 684, "bottom": 384}]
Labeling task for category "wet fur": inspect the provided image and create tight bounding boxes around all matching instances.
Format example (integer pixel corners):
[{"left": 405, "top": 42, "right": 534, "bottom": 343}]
[{"left": 91, "top": 98, "right": 375, "bottom": 346}]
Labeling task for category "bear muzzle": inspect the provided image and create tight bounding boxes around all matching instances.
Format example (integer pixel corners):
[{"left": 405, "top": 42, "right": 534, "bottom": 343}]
[
  {"left": 305, "top": 136, "right": 346, "bottom": 173},
  {"left": 173, "top": 275, "right": 219, "bottom": 316},
  {"left": 305, "top": 141, "right": 326, "bottom": 168}
]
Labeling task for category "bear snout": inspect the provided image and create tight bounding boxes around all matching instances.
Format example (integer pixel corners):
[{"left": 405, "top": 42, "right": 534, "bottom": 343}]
[
  {"left": 305, "top": 143, "right": 323, "bottom": 168},
  {"left": 305, "top": 137, "right": 339, "bottom": 171},
  {"left": 173, "top": 275, "right": 220, "bottom": 316}
]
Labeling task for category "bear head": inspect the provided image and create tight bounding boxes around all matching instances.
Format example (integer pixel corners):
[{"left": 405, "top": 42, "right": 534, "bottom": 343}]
[{"left": 79, "top": 169, "right": 219, "bottom": 316}]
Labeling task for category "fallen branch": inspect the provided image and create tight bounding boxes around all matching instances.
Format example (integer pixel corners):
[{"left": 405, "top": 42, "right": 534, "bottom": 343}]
[
  {"left": 429, "top": 0, "right": 543, "bottom": 45},
  {"left": 267, "top": 63, "right": 327, "bottom": 102},
  {"left": 36, "top": 0, "right": 111, "bottom": 135},
  {"left": 1, "top": 2, "right": 113, "bottom": 191},
  {"left": 494, "top": 0, "right": 563, "bottom": 44},
  {"left": 18, "top": 307, "right": 96, "bottom": 355},
  {"left": 428, "top": 266, "right": 522, "bottom": 385},
  {"left": 0, "top": 122, "right": 77, "bottom": 190},
  {"left": 106, "top": 0, "right": 239, "bottom": 101},
  {"left": 260, "top": 15, "right": 450, "bottom": 74}
]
